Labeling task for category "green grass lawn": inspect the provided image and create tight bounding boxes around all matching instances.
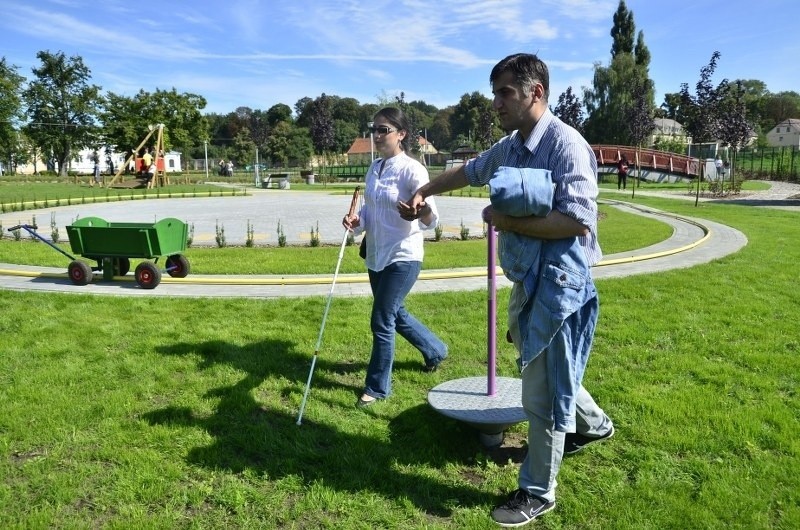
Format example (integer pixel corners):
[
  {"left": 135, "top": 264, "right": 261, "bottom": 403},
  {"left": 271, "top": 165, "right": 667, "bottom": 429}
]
[{"left": 0, "top": 185, "right": 798, "bottom": 529}]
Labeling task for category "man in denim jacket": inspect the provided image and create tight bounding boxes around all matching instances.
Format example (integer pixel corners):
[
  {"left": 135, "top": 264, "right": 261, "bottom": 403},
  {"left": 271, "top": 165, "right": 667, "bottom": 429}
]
[{"left": 401, "top": 53, "right": 614, "bottom": 527}]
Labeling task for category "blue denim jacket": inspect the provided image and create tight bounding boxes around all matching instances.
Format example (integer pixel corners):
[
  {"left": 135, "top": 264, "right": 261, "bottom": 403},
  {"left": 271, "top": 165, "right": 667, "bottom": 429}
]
[
  {"left": 489, "top": 167, "right": 553, "bottom": 286},
  {"left": 490, "top": 166, "right": 596, "bottom": 431}
]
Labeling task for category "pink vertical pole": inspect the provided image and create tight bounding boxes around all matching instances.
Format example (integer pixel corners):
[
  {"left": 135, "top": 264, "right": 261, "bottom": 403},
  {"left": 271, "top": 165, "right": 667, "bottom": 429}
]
[{"left": 487, "top": 222, "right": 497, "bottom": 396}]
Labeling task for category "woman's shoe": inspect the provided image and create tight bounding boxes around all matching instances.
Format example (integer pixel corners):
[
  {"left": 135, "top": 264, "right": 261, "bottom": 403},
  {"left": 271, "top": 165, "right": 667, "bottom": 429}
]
[
  {"left": 356, "top": 394, "right": 378, "bottom": 408},
  {"left": 423, "top": 357, "right": 445, "bottom": 372}
]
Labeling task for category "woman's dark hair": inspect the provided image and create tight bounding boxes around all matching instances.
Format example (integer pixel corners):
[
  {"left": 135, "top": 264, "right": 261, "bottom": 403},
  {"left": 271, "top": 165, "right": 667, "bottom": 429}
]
[{"left": 373, "top": 107, "right": 412, "bottom": 152}]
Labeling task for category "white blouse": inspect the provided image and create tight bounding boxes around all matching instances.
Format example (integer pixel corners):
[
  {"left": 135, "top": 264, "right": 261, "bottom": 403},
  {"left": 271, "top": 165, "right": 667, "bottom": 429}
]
[{"left": 355, "top": 151, "right": 439, "bottom": 272}]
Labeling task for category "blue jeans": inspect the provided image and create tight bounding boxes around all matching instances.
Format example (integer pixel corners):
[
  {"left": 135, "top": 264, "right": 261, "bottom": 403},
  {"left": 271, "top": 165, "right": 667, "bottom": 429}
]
[
  {"left": 509, "top": 283, "right": 612, "bottom": 502},
  {"left": 364, "top": 260, "right": 448, "bottom": 399}
]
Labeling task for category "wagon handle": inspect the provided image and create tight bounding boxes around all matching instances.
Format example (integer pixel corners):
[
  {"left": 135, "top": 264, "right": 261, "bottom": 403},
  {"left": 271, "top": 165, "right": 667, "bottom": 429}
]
[
  {"left": 7, "top": 224, "right": 78, "bottom": 261},
  {"left": 7, "top": 224, "right": 36, "bottom": 231}
]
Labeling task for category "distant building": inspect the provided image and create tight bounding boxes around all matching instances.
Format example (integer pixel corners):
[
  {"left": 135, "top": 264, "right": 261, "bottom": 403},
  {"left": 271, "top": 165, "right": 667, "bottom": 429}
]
[
  {"left": 650, "top": 118, "right": 689, "bottom": 146},
  {"left": 14, "top": 147, "right": 182, "bottom": 175},
  {"left": 766, "top": 118, "right": 800, "bottom": 148},
  {"left": 345, "top": 135, "right": 437, "bottom": 165}
]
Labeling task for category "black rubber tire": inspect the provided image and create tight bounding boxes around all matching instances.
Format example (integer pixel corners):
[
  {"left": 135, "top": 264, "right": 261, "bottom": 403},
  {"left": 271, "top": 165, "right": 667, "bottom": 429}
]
[
  {"left": 68, "top": 260, "right": 93, "bottom": 286},
  {"left": 134, "top": 261, "right": 162, "bottom": 289},
  {"left": 165, "top": 254, "right": 190, "bottom": 278},
  {"left": 116, "top": 257, "right": 131, "bottom": 276}
]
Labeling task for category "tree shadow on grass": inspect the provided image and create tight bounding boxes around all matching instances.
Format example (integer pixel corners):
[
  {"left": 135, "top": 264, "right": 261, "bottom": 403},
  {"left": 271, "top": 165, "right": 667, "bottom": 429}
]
[{"left": 143, "top": 338, "right": 488, "bottom": 516}]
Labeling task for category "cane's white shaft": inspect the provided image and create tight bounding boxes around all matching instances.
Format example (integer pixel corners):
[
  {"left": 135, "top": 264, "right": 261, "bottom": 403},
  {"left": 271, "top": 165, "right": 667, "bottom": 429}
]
[{"left": 297, "top": 187, "right": 360, "bottom": 425}]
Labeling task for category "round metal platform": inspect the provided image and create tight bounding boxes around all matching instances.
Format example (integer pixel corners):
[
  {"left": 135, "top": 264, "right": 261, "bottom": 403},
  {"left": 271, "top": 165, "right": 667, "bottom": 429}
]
[{"left": 428, "top": 376, "right": 527, "bottom": 446}]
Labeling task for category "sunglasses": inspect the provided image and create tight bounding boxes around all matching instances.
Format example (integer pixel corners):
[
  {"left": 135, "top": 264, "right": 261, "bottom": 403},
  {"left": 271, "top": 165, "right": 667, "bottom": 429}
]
[{"left": 368, "top": 125, "right": 397, "bottom": 135}]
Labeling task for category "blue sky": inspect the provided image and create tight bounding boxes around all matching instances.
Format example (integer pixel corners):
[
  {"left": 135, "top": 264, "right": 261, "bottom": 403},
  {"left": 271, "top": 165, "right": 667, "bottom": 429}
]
[{"left": 1, "top": 0, "right": 798, "bottom": 116}]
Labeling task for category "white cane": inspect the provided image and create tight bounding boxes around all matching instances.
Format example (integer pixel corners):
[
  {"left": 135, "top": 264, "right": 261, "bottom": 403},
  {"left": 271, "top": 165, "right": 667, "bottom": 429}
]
[{"left": 296, "top": 186, "right": 361, "bottom": 425}]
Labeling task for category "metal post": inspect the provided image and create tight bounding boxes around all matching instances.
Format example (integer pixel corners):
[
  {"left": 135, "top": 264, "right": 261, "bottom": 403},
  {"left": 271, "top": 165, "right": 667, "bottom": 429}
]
[
  {"left": 204, "top": 141, "right": 209, "bottom": 180},
  {"left": 487, "top": 223, "right": 497, "bottom": 396},
  {"left": 368, "top": 121, "right": 374, "bottom": 162}
]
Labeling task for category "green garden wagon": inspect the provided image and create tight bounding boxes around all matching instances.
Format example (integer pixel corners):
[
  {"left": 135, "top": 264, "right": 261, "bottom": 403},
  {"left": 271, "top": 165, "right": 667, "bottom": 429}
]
[{"left": 65, "top": 216, "right": 190, "bottom": 289}]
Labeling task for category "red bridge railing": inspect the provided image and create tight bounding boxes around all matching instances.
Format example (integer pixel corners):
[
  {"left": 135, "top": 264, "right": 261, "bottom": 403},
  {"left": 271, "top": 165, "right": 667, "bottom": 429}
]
[{"left": 592, "top": 145, "right": 700, "bottom": 177}]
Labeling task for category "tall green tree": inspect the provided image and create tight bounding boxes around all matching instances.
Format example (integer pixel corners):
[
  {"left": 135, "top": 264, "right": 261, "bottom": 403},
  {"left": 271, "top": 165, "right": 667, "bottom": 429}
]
[
  {"left": 266, "top": 103, "right": 293, "bottom": 127},
  {"left": 0, "top": 57, "right": 25, "bottom": 173},
  {"left": 610, "top": 1, "right": 635, "bottom": 57},
  {"left": 22, "top": 51, "right": 103, "bottom": 177},
  {"left": 762, "top": 91, "right": 800, "bottom": 131},
  {"left": 265, "top": 121, "right": 312, "bottom": 168},
  {"left": 101, "top": 88, "right": 208, "bottom": 163},
  {"left": 448, "top": 91, "right": 496, "bottom": 150},
  {"left": 583, "top": 0, "right": 654, "bottom": 145}
]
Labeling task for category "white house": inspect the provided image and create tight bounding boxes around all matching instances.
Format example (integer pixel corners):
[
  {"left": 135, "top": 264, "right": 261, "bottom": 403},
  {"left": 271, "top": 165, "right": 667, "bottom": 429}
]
[
  {"left": 766, "top": 118, "right": 800, "bottom": 148},
  {"left": 15, "top": 147, "right": 183, "bottom": 175},
  {"left": 650, "top": 118, "right": 689, "bottom": 147}
]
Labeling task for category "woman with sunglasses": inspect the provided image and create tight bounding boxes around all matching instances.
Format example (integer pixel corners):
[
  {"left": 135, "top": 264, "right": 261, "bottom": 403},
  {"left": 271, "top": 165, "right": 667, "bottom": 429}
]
[{"left": 342, "top": 107, "right": 448, "bottom": 408}]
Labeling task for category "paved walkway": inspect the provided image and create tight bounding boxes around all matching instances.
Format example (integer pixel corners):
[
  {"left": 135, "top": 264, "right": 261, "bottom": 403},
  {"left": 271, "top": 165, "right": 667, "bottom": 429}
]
[{"left": 1, "top": 180, "right": 798, "bottom": 299}]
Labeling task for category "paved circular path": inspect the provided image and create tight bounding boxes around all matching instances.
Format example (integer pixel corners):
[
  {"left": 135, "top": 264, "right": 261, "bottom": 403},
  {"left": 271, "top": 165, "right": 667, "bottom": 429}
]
[{"left": 2, "top": 180, "right": 798, "bottom": 298}]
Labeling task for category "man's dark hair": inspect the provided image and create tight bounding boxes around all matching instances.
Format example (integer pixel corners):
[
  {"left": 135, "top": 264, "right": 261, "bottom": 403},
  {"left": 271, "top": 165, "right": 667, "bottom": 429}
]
[{"left": 490, "top": 53, "right": 550, "bottom": 101}]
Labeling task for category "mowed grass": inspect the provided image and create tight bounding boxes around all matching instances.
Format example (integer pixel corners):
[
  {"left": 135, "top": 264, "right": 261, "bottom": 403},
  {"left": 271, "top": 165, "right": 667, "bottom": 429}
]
[{"left": 0, "top": 185, "right": 798, "bottom": 529}]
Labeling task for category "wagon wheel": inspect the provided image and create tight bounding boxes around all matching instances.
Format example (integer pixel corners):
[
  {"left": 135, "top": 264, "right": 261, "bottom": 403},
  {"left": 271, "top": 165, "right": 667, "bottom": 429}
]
[
  {"left": 68, "top": 260, "right": 93, "bottom": 286},
  {"left": 115, "top": 257, "right": 131, "bottom": 276},
  {"left": 165, "top": 254, "right": 191, "bottom": 278},
  {"left": 134, "top": 261, "right": 162, "bottom": 289}
]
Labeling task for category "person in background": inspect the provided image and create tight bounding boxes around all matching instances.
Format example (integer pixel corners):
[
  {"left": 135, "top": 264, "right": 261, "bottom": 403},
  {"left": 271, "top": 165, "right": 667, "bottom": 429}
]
[
  {"left": 142, "top": 147, "right": 153, "bottom": 174},
  {"left": 342, "top": 106, "right": 448, "bottom": 408},
  {"left": 401, "top": 53, "right": 614, "bottom": 527},
  {"left": 617, "top": 154, "right": 629, "bottom": 190},
  {"left": 715, "top": 155, "right": 723, "bottom": 178},
  {"left": 92, "top": 159, "right": 101, "bottom": 187}
]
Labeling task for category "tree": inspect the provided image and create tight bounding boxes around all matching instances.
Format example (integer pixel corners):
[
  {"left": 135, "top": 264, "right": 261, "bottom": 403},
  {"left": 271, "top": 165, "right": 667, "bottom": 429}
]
[
  {"left": 0, "top": 57, "right": 25, "bottom": 173},
  {"left": 680, "top": 51, "right": 728, "bottom": 146},
  {"left": 583, "top": 1, "right": 654, "bottom": 145},
  {"left": 717, "top": 81, "right": 753, "bottom": 186},
  {"left": 294, "top": 97, "right": 313, "bottom": 127},
  {"left": 448, "top": 91, "right": 496, "bottom": 150},
  {"left": 624, "top": 78, "right": 656, "bottom": 194},
  {"left": 247, "top": 109, "right": 270, "bottom": 154},
  {"left": 679, "top": 51, "right": 730, "bottom": 204},
  {"left": 762, "top": 91, "right": 800, "bottom": 131},
  {"left": 22, "top": 51, "right": 103, "bottom": 177},
  {"left": 101, "top": 88, "right": 208, "bottom": 164},
  {"left": 266, "top": 103, "right": 293, "bottom": 127},
  {"left": 265, "top": 121, "right": 312, "bottom": 168},
  {"left": 610, "top": 1, "right": 635, "bottom": 57},
  {"left": 309, "top": 94, "right": 335, "bottom": 181},
  {"left": 659, "top": 92, "right": 685, "bottom": 121},
  {"left": 230, "top": 127, "right": 256, "bottom": 167},
  {"left": 552, "top": 86, "right": 584, "bottom": 134}
]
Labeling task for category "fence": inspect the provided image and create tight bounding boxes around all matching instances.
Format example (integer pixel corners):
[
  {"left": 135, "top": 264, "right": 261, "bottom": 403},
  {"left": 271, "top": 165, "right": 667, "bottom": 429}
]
[{"left": 735, "top": 146, "right": 799, "bottom": 181}]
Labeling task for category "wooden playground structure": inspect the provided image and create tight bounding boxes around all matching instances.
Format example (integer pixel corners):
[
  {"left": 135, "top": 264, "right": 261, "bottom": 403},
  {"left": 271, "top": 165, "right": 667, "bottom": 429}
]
[{"left": 105, "top": 124, "right": 171, "bottom": 189}]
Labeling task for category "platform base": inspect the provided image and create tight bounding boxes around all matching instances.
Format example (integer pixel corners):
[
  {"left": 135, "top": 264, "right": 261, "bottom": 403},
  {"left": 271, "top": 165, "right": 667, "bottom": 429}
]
[{"left": 428, "top": 376, "right": 527, "bottom": 447}]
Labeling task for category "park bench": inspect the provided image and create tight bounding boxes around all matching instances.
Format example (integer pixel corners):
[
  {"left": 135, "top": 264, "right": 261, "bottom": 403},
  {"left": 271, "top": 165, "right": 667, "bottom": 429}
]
[{"left": 317, "top": 165, "right": 370, "bottom": 182}]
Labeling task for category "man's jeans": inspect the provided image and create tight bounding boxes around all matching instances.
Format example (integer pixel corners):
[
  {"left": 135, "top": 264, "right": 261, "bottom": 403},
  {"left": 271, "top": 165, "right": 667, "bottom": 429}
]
[
  {"left": 508, "top": 283, "right": 613, "bottom": 502},
  {"left": 364, "top": 260, "right": 447, "bottom": 399}
]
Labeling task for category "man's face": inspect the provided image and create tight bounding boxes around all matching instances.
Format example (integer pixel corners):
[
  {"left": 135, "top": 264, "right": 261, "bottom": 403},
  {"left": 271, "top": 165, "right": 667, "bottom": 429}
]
[{"left": 491, "top": 70, "right": 538, "bottom": 134}]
